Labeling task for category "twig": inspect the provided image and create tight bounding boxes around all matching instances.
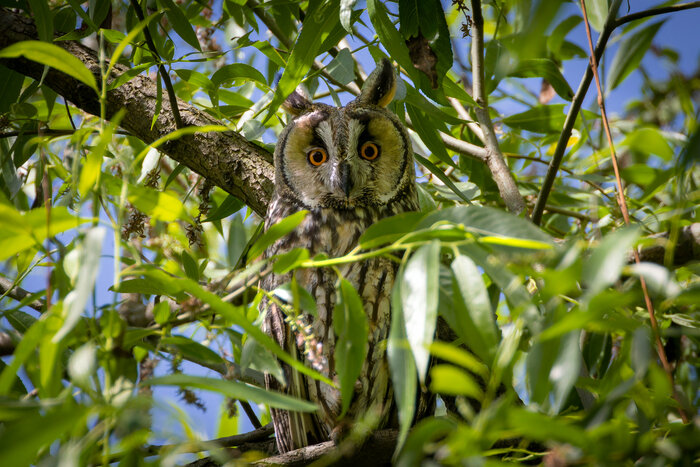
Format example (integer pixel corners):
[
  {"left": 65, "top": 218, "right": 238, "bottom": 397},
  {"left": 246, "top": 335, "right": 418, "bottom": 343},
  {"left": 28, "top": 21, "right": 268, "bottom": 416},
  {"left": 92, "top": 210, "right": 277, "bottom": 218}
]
[
  {"left": 0, "top": 276, "right": 45, "bottom": 311},
  {"left": 448, "top": 96, "right": 486, "bottom": 143},
  {"left": 130, "top": 0, "right": 183, "bottom": 128},
  {"left": 469, "top": 0, "right": 527, "bottom": 216},
  {"left": 579, "top": 0, "right": 689, "bottom": 424},
  {"left": 239, "top": 400, "right": 263, "bottom": 429},
  {"left": 615, "top": 1, "right": 700, "bottom": 27}
]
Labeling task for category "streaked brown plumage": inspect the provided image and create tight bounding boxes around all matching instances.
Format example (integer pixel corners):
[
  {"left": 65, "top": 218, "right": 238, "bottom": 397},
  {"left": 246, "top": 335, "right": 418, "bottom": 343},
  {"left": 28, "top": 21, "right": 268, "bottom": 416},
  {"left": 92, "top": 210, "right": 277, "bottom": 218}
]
[{"left": 261, "top": 59, "right": 429, "bottom": 453}]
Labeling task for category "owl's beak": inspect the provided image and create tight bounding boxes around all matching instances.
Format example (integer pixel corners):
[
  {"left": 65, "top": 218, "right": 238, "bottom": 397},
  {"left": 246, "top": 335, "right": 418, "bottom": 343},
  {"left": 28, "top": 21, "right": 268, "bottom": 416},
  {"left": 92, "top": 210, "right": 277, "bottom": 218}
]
[{"left": 338, "top": 161, "right": 353, "bottom": 198}]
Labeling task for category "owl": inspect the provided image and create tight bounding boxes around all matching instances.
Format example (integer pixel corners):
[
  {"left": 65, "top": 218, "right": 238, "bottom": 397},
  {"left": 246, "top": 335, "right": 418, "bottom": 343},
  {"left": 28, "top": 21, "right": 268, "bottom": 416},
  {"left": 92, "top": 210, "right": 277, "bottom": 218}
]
[{"left": 261, "top": 59, "right": 431, "bottom": 454}]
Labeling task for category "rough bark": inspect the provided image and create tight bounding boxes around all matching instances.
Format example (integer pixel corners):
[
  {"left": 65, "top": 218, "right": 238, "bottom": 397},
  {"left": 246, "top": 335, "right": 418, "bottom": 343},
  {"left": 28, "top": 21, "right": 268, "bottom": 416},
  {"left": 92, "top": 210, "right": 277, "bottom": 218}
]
[{"left": 0, "top": 8, "right": 274, "bottom": 216}]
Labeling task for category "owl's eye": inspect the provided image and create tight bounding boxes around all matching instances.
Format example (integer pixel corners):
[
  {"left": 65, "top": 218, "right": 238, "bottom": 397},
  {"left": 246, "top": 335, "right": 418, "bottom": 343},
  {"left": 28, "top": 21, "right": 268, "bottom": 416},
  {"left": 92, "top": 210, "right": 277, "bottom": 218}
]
[
  {"left": 307, "top": 148, "right": 328, "bottom": 166},
  {"left": 359, "top": 141, "right": 380, "bottom": 161}
]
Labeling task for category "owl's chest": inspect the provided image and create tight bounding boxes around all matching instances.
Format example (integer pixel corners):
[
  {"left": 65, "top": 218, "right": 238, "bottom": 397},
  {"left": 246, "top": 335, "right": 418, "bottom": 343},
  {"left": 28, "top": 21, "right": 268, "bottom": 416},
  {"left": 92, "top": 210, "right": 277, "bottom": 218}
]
[{"left": 266, "top": 202, "right": 378, "bottom": 259}]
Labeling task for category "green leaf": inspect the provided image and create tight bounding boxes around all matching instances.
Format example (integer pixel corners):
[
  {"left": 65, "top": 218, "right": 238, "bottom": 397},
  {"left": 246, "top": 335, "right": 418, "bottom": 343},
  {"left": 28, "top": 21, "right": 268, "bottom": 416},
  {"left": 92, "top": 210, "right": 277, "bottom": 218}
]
[
  {"left": 158, "top": 0, "right": 202, "bottom": 51},
  {"left": 241, "top": 336, "right": 285, "bottom": 385},
  {"left": 406, "top": 104, "right": 454, "bottom": 166},
  {"left": 325, "top": 48, "right": 355, "bottom": 85},
  {"left": 402, "top": 240, "right": 440, "bottom": 382},
  {"left": 548, "top": 16, "right": 583, "bottom": 57},
  {"left": 582, "top": 226, "right": 640, "bottom": 299},
  {"left": 388, "top": 265, "right": 417, "bottom": 450},
  {"left": 359, "top": 211, "right": 424, "bottom": 249},
  {"left": 0, "top": 65, "right": 24, "bottom": 114},
  {"left": 54, "top": 227, "right": 105, "bottom": 342},
  {"left": 144, "top": 374, "right": 317, "bottom": 412},
  {"left": 550, "top": 330, "right": 581, "bottom": 413},
  {"left": 162, "top": 336, "right": 225, "bottom": 366},
  {"left": 203, "top": 195, "right": 244, "bottom": 223},
  {"left": 103, "top": 173, "right": 189, "bottom": 223},
  {"left": 502, "top": 104, "right": 566, "bottom": 134},
  {"left": 620, "top": 127, "right": 673, "bottom": 161},
  {"left": 212, "top": 63, "right": 268, "bottom": 88},
  {"left": 27, "top": 0, "right": 53, "bottom": 42},
  {"left": 0, "top": 205, "right": 92, "bottom": 261},
  {"left": 266, "top": 0, "right": 341, "bottom": 119},
  {"left": 112, "top": 278, "right": 186, "bottom": 301},
  {"left": 0, "top": 404, "right": 89, "bottom": 467},
  {"left": 248, "top": 211, "right": 308, "bottom": 261},
  {"left": 429, "top": 364, "right": 483, "bottom": 399},
  {"left": 333, "top": 279, "right": 368, "bottom": 416},
  {"left": 507, "top": 407, "right": 589, "bottom": 449},
  {"left": 273, "top": 248, "right": 310, "bottom": 275},
  {"left": 509, "top": 59, "right": 573, "bottom": 101},
  {"left": 419, "top": 206, "right": 554, "bottom": 247},
  {"left": 339, "top": 0, "right": 358, "bottom": 32},
  {"left": 583, "top": 0, "right": 610, "bottom": 32},
  {"left": 607, "top": 21, "right": 665, "bottom": 90},
  {"left": 451, "top": 254, "right": 499, "bottom": 364},
  {"left": 272, "top": 281, "right": 319, "bottom": 318},
  {"left": 460, "top": 243, "right": 542, "bottom": 334},
  {"left": 106, "top": 11, "right": 161, "bottom": 80},
  {"left": 429, "top": 341, "right": 488, "bottom": 379},
  {"left": 414, "top": 154, "right": 475, "bottom": 204},
  {"left": 0, "top": 41, "right": 98, "bottom": 92}
]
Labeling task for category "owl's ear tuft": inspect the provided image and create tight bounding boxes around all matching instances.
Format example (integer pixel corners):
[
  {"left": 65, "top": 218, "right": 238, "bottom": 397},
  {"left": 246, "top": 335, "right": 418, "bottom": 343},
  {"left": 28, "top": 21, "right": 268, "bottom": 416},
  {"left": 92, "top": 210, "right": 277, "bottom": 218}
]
[
  {"left": 283, "top": 88, "right": 312, "bottom": 116},
  {"left": 357, "top": 58, "right": 396, "bottom": 107}
]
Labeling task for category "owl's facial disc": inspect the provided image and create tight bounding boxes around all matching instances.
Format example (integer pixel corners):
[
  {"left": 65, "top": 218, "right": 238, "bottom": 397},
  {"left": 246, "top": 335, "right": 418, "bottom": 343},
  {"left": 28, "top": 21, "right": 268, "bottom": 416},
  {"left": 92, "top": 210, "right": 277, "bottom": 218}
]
[{"left": 278, "top": 106, "right": 410, "bottom": 210}]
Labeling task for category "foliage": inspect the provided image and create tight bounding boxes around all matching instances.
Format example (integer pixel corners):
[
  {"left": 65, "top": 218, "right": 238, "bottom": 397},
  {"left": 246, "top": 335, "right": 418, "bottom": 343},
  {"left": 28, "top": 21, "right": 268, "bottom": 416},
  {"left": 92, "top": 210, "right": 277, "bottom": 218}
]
[{"left": 0, "top": 0, "right": 698, "bottom": 465}]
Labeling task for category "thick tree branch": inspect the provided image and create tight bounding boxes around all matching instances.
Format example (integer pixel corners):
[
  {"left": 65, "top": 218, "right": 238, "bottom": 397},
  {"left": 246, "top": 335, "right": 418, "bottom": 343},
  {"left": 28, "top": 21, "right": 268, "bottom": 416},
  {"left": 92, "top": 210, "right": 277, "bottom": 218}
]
[
  {"left": 469, "top": 0, "right": 527, "bottom": 216},
  {"left": 0, "top": 8, "right": 274, "bottom": 216},
  {"left": 252, "top": 429, "right": 397, "bottom": 466}
]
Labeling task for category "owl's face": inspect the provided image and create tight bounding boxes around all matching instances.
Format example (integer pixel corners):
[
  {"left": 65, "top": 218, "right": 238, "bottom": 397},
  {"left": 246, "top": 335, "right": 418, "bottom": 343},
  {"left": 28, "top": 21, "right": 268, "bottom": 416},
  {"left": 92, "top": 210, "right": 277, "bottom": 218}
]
[{"left": 274, "top": 60, "right": 414, "bottom": 210}]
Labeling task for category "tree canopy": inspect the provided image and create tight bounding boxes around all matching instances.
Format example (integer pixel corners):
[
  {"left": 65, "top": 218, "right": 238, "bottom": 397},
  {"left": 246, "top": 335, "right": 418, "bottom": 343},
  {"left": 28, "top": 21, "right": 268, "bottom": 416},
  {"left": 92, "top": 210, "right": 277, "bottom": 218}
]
[{"left": 0, "top": 0, "right": 698, "bottom": 465}]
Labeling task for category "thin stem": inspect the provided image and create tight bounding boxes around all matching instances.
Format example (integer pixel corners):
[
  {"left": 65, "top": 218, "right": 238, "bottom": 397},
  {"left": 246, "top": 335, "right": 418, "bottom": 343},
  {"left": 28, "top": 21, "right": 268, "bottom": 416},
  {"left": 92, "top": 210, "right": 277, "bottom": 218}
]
[
  {"left": 579, "top": 0, "right": 689, "bottom": 424},
  {"left": 615, "top": 1, "right": 700, "bottom": 27},
  {"left": 130, "top": 0, "right": 183, "bottom": 128},
  {"left": 240, "top": 400, "right": 263, "bottom": 429}
]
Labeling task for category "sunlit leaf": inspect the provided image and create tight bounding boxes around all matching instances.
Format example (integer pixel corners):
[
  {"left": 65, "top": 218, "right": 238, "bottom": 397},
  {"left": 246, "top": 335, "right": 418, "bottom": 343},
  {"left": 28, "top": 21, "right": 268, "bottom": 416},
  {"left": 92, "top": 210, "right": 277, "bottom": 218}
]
[
  {"left": 402, "top": 240, "right": 440, "bottom": 383},
  {"left": 0, "top": 41, "right": 97, "bottom": 91},
  {"left": 607, "top": 21, "right": 665, "bottom": 90},
  {"left": 333, "top": 279, "right": 368, "bottom": 416},
  {"left": 388, "top": 265, "right": 417, "bottom": 450},
  {"left": 248, "top": 211, "right": 308, "bottom": 261},
  {"left": 451, "top": 254, "right": 499, "bottom": 364}
]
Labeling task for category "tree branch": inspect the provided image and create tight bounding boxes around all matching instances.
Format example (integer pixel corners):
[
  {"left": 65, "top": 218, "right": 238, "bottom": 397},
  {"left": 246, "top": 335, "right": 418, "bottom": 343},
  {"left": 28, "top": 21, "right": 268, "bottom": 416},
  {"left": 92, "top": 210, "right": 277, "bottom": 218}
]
[
  {"left": 252, "top": 429, "right": 397, "bottom": 466},
  {"left": 615, "top": 1, "right": 700, "bottom": 27},
  {"left": 0, "top": 8, "right": 274, "bottom": 216},
  {"left": 469, "top": 0, "right": 527, "bottom": 216},
  {"left": 0, "top": 276, "right": 44, "bottom": 311}
]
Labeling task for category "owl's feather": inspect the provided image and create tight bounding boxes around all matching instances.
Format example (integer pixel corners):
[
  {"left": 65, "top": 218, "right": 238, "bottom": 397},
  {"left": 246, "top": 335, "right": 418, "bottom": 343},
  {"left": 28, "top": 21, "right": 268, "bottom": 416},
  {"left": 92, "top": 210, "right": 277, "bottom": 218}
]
[{"left": 261, "top": 59, "right": 432, "bottom": 453}]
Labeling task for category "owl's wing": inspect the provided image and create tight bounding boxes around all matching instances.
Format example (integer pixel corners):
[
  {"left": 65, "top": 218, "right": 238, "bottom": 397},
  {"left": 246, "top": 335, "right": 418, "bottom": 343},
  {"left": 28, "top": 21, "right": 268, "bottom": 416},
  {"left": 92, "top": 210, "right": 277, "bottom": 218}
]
[{"left": 263, "top": 299, "right": 325, "bottom": 453}]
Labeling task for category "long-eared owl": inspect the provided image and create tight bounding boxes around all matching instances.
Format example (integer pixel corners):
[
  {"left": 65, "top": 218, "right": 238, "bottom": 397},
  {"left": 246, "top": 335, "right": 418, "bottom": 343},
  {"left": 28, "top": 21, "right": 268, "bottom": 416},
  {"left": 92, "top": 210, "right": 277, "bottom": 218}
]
[{"left": 261, "top": 59, "right": 425, "bottom": 453}]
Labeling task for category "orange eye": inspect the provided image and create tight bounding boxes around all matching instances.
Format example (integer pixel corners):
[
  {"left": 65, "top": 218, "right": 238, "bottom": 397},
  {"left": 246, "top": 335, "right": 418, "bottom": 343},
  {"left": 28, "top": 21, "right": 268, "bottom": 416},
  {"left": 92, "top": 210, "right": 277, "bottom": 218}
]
[
  {"left": 360, "top": 141, "right": 380, "bottom": 161},
  {"left": 307, "top": 148, "right": 328, "bottom": 166}
]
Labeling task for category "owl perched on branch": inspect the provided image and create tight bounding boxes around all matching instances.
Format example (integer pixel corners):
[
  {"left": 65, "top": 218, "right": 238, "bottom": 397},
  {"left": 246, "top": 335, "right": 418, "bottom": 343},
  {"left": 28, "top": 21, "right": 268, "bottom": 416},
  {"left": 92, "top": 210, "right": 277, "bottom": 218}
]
[{"left": 261, "top": 59, "right": 431, "bottom": 453}]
